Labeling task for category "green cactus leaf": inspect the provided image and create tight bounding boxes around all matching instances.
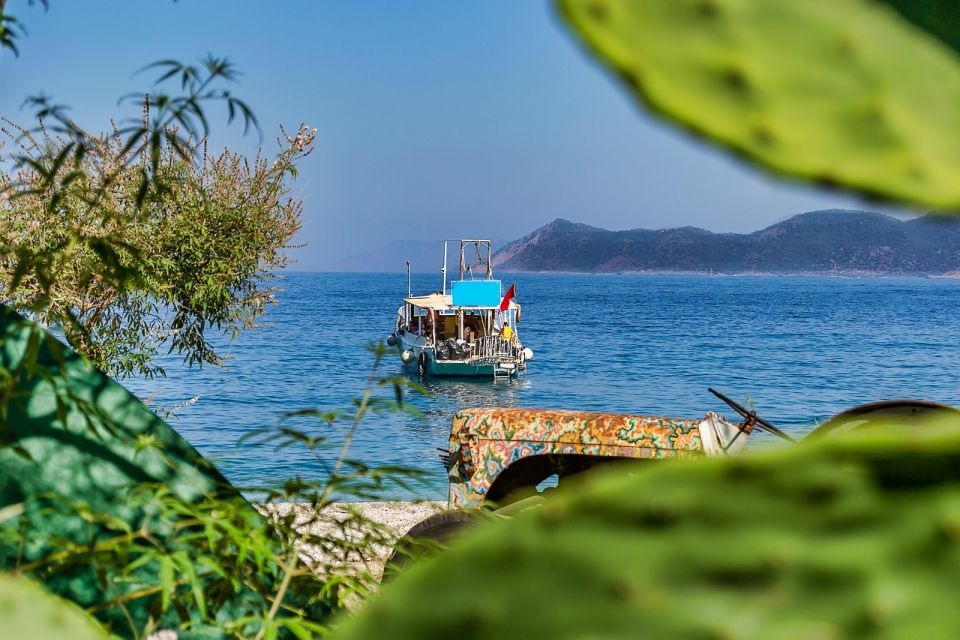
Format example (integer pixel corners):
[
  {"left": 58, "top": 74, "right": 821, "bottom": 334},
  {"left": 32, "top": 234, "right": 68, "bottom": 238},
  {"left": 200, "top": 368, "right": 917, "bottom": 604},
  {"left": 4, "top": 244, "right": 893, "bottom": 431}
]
[
  {"left": 334, "top": 420, "right": 960, "bottom": 639},
  {"left": 0, "top": 573, "right": 111, "bottom": 640},
  {"left": 880, "top": 1, "right": 960, "bottom": 56},
  {"left": 557, "top": 0, "right": 960, "bottom": 210}
]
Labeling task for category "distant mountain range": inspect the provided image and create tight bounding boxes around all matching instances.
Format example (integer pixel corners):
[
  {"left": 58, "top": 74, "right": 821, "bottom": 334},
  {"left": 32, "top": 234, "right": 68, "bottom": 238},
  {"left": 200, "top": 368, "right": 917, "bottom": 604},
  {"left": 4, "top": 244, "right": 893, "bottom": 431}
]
[
  {"left": 331, "top": 240, "right": 444, "bottom": 273},
  {"left": 331, "top": 239, "right": 507, "bottom": 273},
  {"left": 491, "top": 210, "right": 960, "bottom": 276}
]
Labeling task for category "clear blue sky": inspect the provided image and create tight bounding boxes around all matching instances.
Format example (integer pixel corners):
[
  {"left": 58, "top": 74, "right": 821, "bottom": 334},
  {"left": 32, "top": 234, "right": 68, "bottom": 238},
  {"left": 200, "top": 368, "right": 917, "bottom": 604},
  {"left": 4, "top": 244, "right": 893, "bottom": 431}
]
[{"left": 1, "top": 1, "right": 916, "bottom": 270}]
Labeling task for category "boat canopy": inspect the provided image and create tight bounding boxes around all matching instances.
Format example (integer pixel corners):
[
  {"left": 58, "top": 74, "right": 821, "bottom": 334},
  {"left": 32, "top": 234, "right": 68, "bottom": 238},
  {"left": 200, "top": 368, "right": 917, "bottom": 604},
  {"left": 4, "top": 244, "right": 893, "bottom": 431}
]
[
  {"left": 403, "top": 293, "right": 519, "bottom": 311},
  {"left": 404, "top": 293, "right": 452, "bottom": 310}
]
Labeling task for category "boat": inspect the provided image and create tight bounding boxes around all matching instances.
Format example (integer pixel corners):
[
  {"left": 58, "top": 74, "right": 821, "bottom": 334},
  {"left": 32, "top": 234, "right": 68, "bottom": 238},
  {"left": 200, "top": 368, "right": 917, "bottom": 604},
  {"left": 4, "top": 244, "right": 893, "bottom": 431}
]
[{"left": 386, "top": 240, "right": 533, "bottom": 380}]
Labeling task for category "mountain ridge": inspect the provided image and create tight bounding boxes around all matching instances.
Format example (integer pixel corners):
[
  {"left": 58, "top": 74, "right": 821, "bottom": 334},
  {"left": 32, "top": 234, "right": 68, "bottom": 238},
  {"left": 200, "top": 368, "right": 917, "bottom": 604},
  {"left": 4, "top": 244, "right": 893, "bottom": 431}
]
[
  {"left": 330, "top": 239, "right": 509, "bottom": 273},
  {"left": 492, "top": 210, "right": 960, "bottom": 275}
]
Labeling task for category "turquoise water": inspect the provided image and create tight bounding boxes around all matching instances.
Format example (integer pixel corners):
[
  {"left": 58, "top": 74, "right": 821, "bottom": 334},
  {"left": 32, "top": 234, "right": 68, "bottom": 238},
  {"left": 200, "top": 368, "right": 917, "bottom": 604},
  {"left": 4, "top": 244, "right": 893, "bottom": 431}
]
[{"left": 126, "top": 272, "right": 960, "bottom": 498}]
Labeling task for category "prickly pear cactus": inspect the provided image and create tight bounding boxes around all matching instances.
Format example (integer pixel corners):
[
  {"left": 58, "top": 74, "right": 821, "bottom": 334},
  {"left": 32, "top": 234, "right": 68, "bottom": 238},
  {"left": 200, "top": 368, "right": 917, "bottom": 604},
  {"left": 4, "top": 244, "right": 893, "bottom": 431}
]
[
  {"left": 0, "top": 573, "right": 110, "bottom": 640},
  {"left": 557, "top": 0, "right": 960, "bottom": 210},
  {"left": 880, "top": 1, "right": 960, "bottom": 55},
  {"left": 334, "top": 421, "right": 960, "bottom": 639}
]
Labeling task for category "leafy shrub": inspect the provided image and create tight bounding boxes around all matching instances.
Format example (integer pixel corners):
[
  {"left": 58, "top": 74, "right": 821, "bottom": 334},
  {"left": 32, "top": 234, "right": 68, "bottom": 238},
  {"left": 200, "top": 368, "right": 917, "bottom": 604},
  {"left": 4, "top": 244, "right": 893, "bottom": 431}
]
[
  {"left": 335, "top": 418, "right": 960, "bottom": 639},
  {"left": 0, "top": 304, "right": 425, "bottom": 638},
  {"left": 0, "top": 114, "right": 310, "bottom": 379}
]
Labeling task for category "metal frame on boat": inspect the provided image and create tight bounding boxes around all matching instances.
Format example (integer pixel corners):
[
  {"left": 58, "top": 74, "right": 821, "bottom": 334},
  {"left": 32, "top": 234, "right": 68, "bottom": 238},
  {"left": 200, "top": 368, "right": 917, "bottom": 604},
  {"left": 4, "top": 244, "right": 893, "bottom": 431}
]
[{"left": 387, "top": 240, "right": 532, "bottom": 380}]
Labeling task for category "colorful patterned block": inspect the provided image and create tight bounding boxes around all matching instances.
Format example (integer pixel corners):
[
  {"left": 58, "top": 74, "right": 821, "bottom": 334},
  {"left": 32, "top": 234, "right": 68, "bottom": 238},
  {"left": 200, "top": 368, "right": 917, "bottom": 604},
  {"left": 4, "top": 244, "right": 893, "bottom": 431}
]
[{"left": 448, "top": 408, "right": 707, "bottom": 508}]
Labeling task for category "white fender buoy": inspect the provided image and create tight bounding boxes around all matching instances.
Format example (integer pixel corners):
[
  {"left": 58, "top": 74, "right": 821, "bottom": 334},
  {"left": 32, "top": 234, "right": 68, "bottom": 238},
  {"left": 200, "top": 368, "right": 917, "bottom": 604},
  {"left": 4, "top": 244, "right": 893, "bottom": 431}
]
[
  {"left": 401, "top": 350, "right": 415, "bottom": 364},
  {"left": 522, "top": 347, "right": 534, "bottom": 362}
]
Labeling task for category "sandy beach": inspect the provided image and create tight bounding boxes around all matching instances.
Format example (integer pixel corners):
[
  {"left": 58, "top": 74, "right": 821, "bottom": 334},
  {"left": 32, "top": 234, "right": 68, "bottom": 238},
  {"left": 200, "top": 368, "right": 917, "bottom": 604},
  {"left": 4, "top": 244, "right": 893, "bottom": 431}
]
[
  {"left": 262, "top": 501, "right": 446, "bottom": 578},
  {"left": 267, "top": 500, "right": 445, "bottom": 537}
]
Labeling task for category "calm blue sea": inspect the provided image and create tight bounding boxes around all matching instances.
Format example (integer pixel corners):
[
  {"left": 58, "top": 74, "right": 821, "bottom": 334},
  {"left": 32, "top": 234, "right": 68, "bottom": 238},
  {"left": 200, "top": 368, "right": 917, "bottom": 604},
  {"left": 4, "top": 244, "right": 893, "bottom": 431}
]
[{"left": 126, "top": 272, "right": 960, "bottom": 499}]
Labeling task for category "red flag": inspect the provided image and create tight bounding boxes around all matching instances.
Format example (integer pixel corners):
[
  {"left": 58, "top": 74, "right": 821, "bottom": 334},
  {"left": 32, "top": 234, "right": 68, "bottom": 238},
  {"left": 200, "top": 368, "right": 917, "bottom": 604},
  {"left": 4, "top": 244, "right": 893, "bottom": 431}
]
[{"left": 499, "top": 283, "right": 516, "bottom": 311}]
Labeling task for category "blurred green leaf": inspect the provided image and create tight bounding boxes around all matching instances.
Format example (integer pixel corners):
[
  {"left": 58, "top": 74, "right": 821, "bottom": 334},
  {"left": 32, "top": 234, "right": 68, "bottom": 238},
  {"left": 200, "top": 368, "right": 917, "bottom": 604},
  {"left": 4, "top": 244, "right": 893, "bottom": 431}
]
[
  {"left": 558, "top": 0, "right": 960, "bottom": 210},
  {"left": 881, "top": 0, "right": 960, "bottom": 55},
  {"left": 0, "top": 572, "right": 110, "bottom": 640},
  {"left": 1, "top": 306, "right": 433, "bottom": 637},
  {"left": 335, "top": 417, "right": 960, "bottom": 639}
]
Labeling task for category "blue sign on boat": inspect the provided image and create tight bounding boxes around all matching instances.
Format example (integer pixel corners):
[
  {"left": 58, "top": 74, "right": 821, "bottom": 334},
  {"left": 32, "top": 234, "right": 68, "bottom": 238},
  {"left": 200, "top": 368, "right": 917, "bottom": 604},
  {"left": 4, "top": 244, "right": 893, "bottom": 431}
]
[{"left": 452, "top": 280, "right": 502, "bottom": 307}]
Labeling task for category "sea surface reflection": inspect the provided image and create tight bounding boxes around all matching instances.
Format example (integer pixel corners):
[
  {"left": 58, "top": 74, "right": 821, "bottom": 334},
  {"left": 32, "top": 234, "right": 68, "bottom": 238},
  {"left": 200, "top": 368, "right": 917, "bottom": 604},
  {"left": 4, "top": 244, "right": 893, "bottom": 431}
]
[{"left": 126, "top": 272, "right": 960, "bottom": 499}]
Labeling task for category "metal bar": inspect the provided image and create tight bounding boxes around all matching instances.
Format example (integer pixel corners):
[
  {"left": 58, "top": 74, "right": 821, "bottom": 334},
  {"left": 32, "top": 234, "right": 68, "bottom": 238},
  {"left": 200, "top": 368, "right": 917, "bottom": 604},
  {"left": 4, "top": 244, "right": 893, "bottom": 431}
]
[
  {"left": 708, "top": 388, "right": 797, "bottom": 444},
  {"left": 721, "top": 416, "right": 754, "bottom": 453},
  {"left": 441, "top": 242, "right": 448, "bottom": 295}
]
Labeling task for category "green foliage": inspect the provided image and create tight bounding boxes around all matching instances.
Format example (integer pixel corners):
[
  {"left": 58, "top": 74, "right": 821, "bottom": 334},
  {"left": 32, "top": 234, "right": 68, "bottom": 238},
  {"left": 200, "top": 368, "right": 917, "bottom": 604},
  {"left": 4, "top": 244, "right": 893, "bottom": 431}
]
[
  {"left": 880, "top": 0, "right": 960, "bottom": 56},
  {"left": 0, "top": 306, "right": 427, "bottom": 638},
  {"left": 0, "top": 572, "right": 111, "bottom": 640},
  {"left": 0, "top": 3, "right": 427, "bottom": 639},
  {"left": 0, "top": 0, "right": 48, "bottom": 57},
  {"left": 335, "top": 418, "right": 960, "bottom": 639},
  {"left": 0, "top": 115, "right": 311, "bottom": 378},
  {"left": 558, "top": 0, "right": 960, "bottom": 210},
  {"left": 0, "top": 51, "right": 276, "bottom": 380}
]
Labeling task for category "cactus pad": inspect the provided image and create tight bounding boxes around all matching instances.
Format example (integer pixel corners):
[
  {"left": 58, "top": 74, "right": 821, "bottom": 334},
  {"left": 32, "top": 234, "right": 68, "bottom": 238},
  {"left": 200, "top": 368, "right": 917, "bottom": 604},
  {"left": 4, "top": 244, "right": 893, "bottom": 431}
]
[
  {"left": 334, "top": 421, "right": 960, "bottom": 638},
  {"left": 0, "top": 574, "right": 110, "bottom": 640},
  {"left": 880, "top": 1, "right": 960, "bottom": 56},
  {"left": 558, "top": 0, "right": 960, "bottom": 210}
]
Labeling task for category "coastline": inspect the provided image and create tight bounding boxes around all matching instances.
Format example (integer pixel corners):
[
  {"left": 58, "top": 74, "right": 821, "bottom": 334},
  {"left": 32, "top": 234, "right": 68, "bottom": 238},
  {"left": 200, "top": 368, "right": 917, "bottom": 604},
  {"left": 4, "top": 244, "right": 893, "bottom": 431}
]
[
  {"left": 307, "top": 268, "right": 960, "bottom": 279},
  {"left": 491, "top": 269, "right": 960, "bottom": 279},
  {"left": 262, "top": 501, "right": 445, "bottom": 570}
]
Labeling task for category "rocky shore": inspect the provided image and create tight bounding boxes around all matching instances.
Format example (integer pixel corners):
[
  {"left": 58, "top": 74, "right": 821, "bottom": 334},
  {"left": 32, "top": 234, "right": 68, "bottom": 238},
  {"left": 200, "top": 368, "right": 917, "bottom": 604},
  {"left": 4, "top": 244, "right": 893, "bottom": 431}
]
[{"left": 262, "top": 501, "right": 446, "bottom": 576}]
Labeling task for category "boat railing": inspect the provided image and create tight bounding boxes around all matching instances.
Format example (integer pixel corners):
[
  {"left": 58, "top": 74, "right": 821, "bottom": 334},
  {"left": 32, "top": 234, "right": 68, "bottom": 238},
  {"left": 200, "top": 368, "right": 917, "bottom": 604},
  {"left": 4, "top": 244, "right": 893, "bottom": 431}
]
[{"left": 470, "top": 335, "right": 517, "bottom": 364}]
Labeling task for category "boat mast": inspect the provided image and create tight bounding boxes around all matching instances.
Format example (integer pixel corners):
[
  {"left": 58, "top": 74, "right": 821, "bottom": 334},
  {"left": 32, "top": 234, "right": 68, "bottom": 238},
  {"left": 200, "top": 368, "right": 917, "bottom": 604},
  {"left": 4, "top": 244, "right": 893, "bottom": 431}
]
[
  {"left": 441, "top": 242, "right": 448, "bottom": 295},
  {"left": 456, "top": 240, "right": 463, "bottom": 340},
  {"left": 406, "top": 261, "right": 412, "bottom": 297}
]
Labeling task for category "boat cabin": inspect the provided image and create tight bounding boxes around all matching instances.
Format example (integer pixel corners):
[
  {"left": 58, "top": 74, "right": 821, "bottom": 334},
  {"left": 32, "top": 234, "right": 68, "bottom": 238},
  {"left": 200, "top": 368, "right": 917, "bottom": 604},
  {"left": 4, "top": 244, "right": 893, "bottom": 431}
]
[
  {"left": 397, "top": 291, "right": 520, "bottom": 360},
  {"left": 391, "top": 239, "right": 529, "bottom": 379}
]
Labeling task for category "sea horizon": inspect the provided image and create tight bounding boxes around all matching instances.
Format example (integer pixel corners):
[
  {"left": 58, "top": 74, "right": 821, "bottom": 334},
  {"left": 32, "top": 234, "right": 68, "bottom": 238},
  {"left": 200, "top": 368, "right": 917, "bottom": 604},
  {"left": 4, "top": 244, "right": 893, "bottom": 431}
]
[
  {"left": 286, "top": 268, "right": 960, "bottom": 279},
  {"left": 126, "top": 271, "right": 960, "bottom": 500}
]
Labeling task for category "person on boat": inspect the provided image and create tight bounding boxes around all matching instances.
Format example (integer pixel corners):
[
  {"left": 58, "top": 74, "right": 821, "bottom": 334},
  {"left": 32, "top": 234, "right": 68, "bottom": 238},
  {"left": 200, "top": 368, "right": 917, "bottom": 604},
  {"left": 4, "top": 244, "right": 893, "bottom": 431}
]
[
  {"left": 422, "top": 310, "right": 435, "bottom": 337},
  {"left": 500, "top": 323, "right": 514, "bottom": 341}
]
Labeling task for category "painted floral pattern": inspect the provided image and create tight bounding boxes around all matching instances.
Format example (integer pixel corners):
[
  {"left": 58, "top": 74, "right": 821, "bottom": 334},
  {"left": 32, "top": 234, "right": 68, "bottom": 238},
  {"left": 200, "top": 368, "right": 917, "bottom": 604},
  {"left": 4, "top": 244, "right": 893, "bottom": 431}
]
[{"left": 447, "top": 408, "right": 706, "bottom": 508}]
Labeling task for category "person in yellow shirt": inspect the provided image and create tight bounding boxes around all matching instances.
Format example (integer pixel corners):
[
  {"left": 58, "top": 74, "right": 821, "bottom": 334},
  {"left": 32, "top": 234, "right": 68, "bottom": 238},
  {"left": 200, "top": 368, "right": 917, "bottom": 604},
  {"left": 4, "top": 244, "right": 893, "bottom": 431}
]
[{"left": 500, "top": 324, "right": 514, "bottom": 341}]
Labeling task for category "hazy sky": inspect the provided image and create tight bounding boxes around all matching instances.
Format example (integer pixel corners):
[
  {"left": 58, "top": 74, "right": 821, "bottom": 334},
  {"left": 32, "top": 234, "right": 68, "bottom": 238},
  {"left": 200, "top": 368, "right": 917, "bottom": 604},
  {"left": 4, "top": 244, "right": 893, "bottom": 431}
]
[{"left": 1, "top": 1, "right": 918, "bottom": 270}]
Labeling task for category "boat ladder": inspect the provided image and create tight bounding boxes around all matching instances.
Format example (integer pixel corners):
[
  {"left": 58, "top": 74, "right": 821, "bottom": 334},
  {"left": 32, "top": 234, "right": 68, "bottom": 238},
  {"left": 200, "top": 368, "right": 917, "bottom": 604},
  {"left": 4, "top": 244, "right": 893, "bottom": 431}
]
[
  {"left": 492, "top": 363, "right": 514, "bottom": 382},
  {"left": 472, "top": 336, "right": 518, "bottom": 382}
]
